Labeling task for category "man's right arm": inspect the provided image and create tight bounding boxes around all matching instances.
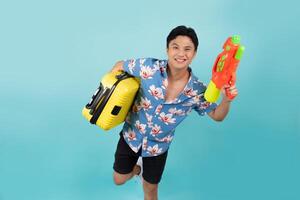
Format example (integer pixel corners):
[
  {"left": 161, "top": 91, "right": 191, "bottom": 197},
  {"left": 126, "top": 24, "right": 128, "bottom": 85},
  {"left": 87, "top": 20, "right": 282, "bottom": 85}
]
[
  {"left": 111, "top": 61, "right": 124, "bottom": 72},
  {"left": 111, "top": 58, "right": 145, "bottom": 77}
]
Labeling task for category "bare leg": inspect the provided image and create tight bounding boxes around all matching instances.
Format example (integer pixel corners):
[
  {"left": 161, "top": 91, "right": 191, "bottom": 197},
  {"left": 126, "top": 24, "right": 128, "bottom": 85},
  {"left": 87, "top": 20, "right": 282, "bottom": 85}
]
[
  {"left": 143, "top": 179, "right": 158, "bottom": 200},
  {"left": 113, "top": 165, "right": 141, "bottom": 185}
]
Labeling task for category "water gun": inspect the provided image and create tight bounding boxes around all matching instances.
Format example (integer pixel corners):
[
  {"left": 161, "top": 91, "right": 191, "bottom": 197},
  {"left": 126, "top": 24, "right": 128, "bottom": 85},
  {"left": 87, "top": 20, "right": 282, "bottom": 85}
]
[{"left": 204, "top": 35, "right": 245, "bottom": 103}]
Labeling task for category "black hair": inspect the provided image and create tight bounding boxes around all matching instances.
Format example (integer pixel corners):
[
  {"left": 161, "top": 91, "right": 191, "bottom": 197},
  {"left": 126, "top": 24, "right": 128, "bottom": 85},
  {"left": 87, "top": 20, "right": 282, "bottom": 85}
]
[{"left": 166, "top": 25, "right": 199, "bottom": 51}]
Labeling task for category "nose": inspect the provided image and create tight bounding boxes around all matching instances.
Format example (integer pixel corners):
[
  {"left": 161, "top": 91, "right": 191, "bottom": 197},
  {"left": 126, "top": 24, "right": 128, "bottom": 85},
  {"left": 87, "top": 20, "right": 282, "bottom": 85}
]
[{"left": 177, "top": 49, "right": 185, "bottom": 57}]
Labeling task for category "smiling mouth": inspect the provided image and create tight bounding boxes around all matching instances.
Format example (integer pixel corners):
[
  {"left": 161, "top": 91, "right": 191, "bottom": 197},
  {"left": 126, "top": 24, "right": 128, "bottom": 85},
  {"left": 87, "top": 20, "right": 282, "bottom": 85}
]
[{"left": 175, "top": 58, "right": 187, "bottom": 63}]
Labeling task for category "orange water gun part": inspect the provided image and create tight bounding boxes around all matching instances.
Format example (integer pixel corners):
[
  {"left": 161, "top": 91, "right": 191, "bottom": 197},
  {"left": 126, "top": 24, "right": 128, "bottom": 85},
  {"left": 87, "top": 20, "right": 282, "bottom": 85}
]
[{"left": 204, "top": 35, "right": 245, "bottom": 102}]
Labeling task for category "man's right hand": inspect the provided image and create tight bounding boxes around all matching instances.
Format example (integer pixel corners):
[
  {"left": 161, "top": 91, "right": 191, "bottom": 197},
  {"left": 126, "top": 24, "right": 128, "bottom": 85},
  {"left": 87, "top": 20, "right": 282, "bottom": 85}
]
[{"left": 111, "top": 61, "right": 124, "bottom": 72}]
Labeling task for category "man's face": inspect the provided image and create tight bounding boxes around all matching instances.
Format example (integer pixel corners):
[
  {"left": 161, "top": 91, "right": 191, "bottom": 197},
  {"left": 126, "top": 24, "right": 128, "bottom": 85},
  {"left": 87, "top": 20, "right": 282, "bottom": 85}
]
[{"left": 167, "top": 35, "right": 197, "bottom": 71}]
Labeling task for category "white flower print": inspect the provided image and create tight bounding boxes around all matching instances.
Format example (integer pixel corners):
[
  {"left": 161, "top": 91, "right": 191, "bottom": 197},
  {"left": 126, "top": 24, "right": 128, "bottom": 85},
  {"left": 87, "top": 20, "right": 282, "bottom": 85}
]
[
  {"left": 135, "top": 120, "right": 146, "bottom": 134},
  {"left": 186, "top": 107, "right": 193, "bottom": 114},
  {"left": 148, "top": 85, "right": 164, "bottom": 100},
  {"left": 139, "top": 58, "right": 146, "bottom": 66},
  {"left": 162, "top": 78, "right": 168, "bottom": 89},
  {"left": 153, "top": 61, "right": 160, "bottom": 71},
  {"left": 151, "top": 124, "right": 162, "bottom": 136},
  {"left": 140, "top": 66, "right": 155, "bottom": 79},
  {"left": 158, "top": 135, "right": 174, "bottom": 143},
  {"left": 142, "top": 137, "right": 148, "bottom": 150},
  {"left": 129, "top": 143, "right": 141, "bottom": 153},
  {"left": 155, "top": 104, "right": 163, "bottom": 114},
  {"left": 124, "top": 128, "right": 137, "bottom": 141},
  {"left": 168, "top": 107, "right": 185, "bottom": 116},
  {"left": 166, "top": 98, "right": 178, "bottom": 104},
  {"left": 192, "top": 95, "right": 201, "bottom": 104},
  {"left": 145, "top": 113, "right": 153, "bottom": 128},
  {"left": 199, "top": 101, "right": 211, "bottom": 110},
  {"left": 182, "top": 100, "right": 194, "bottom": 107},
  {"left": 140, "top": 97, "right": 152, "bottom": 111},
  {"left": 159, "top": 112, "right": 176, "bottom": 125},
  {"left": 147, "top": 144, "right": 163, "bottom": 156},
  {"left": 159, "top": 61, "right": 166, "bottom": 73},
  {"left": 128, "top": 59, "right": 136, "bottom": 74},
  {"left": 183, "top": 88, "right": 198, "bottom": 97}
]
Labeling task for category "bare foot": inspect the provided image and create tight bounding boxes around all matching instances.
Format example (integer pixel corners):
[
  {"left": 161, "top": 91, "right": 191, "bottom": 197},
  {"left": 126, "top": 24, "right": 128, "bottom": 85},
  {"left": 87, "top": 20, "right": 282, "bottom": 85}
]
[{"left": 133, "top": 165, "right": 141, "bottom": 175}]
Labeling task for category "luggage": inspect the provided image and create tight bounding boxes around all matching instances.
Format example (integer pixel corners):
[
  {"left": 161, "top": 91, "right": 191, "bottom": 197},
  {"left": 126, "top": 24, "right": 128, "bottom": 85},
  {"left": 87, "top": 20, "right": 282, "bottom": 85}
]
[{"left": 82, "top": 71, "right": 139, "bottom": 130}]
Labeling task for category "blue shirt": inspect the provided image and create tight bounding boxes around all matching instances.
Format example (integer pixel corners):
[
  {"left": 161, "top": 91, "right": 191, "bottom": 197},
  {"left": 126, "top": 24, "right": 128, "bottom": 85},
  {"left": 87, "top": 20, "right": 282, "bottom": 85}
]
[{"left": 122, "top": 58, "right": 217, "bottom": 157}]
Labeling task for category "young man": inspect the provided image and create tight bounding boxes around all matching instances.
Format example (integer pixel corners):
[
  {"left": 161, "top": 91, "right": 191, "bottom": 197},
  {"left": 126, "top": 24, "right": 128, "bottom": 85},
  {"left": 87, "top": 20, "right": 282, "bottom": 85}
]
[{"left": 111, "top": 25, "right": 238, "bottom": 200}]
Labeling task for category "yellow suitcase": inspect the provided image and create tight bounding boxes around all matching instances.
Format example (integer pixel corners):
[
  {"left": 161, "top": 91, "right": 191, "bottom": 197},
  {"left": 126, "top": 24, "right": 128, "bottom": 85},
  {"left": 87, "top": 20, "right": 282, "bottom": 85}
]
[{"left": 82, "top": 71, "right": 139, "bottom": 130}]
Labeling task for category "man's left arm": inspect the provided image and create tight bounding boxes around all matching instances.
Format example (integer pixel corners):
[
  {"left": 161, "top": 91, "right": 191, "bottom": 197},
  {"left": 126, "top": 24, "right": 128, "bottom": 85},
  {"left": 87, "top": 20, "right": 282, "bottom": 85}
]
[{"left": 208, "top": 84, "right": 238, "bottom": 121}]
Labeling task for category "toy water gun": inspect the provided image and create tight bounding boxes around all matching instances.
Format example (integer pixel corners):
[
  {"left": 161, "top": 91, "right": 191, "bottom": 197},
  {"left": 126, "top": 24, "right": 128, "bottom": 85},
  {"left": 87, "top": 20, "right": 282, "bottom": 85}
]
[{"left": 204, "top": 35, "right": 245, "bottom": 103}]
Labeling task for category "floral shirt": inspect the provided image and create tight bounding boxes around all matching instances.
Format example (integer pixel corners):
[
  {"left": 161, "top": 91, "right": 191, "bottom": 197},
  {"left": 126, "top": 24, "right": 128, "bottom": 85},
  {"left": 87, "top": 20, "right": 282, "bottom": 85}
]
[{"left": 122, "top": 58, "right": 217, "bottom": 157}]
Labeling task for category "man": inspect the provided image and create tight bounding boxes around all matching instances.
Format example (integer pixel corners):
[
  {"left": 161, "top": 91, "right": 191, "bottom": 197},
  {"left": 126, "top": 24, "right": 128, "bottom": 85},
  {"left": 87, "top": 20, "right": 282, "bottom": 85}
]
[{"left": 111, "top": 25, "right": 238, "bottom": 200}]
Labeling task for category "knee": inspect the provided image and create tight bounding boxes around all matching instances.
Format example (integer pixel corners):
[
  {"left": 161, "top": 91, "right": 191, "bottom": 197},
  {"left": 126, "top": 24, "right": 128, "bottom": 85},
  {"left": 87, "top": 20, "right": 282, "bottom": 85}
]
[
  {"left": 143, "top": 180, "right": 158, "bottom": 193},
  {"left": 113, "top": 172, "right": 127, "bottom": 185}
]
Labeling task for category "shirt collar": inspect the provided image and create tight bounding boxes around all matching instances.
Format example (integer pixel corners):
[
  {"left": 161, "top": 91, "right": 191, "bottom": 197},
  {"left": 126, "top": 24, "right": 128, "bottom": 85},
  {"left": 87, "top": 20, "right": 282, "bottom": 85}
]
[{"left": 161, "top": 60, "right": 199, "bottom": 103}]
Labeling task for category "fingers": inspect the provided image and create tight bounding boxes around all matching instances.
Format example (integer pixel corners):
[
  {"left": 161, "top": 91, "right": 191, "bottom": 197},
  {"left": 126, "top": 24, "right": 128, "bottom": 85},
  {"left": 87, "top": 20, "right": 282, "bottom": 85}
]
[
  {"left": 230, "top": 88, "right": 238, "bottom": 96},
  {"left": 228, "top": 85, "right": 238, "bottom": 96},
  {"left": 222, "top": 84, "right": 234, "bottom": 92},
  {"left": 222, "top": 84, "right": 238, "bottom": 99}
]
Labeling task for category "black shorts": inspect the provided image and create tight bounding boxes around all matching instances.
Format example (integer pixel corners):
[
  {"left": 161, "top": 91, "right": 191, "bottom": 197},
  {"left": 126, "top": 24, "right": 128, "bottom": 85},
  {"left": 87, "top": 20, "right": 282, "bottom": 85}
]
[{"left": 113, "top": 132, "right": 168, "bottom": 184}]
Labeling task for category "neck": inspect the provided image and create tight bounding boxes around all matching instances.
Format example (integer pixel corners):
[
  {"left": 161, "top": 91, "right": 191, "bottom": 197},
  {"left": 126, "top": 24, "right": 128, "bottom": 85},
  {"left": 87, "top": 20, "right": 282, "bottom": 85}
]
[{"left": 167, "top": 65, "right": 190, "bottom": 82}]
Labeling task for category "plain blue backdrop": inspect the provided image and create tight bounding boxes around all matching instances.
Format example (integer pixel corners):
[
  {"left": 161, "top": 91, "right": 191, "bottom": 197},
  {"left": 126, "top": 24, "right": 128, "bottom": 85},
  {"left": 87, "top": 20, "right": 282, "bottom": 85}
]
[{"left": 0, "top": 0, "right": 299, "bottom": 199}]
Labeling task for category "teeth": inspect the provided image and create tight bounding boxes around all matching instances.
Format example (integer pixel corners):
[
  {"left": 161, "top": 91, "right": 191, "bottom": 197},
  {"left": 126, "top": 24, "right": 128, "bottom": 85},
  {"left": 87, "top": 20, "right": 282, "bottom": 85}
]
[{"left": 176, "top": 59, "right": 185, "bottom": 62}]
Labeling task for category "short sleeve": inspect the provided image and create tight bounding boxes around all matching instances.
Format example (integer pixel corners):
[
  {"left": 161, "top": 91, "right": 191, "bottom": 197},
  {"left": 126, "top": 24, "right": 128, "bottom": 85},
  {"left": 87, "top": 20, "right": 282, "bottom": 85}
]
[
  {"left": 191, "top": 81, "right": 218, "bottom": 116},
  {"left": 194, "top": 82, "right": 218, "bottom": 116},
  {"left": 122, "top": 58, "right": 146, "bottom": 77},
  {"left": 194, "top": 96, "right": 218, "bottom": 116},
  {"left": 123, "top": 58, "right": 159, "bottom": 78}
]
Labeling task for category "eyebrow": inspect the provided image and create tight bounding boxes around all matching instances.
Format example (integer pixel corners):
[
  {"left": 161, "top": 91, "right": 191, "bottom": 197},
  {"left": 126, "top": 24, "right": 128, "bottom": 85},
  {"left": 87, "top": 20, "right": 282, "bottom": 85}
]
[{"left": 171, "top": 42, "right": 193, "bottom": 48}]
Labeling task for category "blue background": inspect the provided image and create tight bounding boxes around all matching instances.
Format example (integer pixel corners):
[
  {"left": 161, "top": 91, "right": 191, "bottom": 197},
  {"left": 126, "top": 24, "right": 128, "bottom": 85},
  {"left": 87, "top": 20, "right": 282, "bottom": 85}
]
[{"left": 0, "top": 0, "right": 299, "bottom": 199}]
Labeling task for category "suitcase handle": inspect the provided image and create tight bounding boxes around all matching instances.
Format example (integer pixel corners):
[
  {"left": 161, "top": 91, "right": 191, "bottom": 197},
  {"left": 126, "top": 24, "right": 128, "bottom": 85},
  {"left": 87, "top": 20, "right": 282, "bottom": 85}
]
[{"left": 89, "top": 72, "right": 134, "bottom": 125}]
